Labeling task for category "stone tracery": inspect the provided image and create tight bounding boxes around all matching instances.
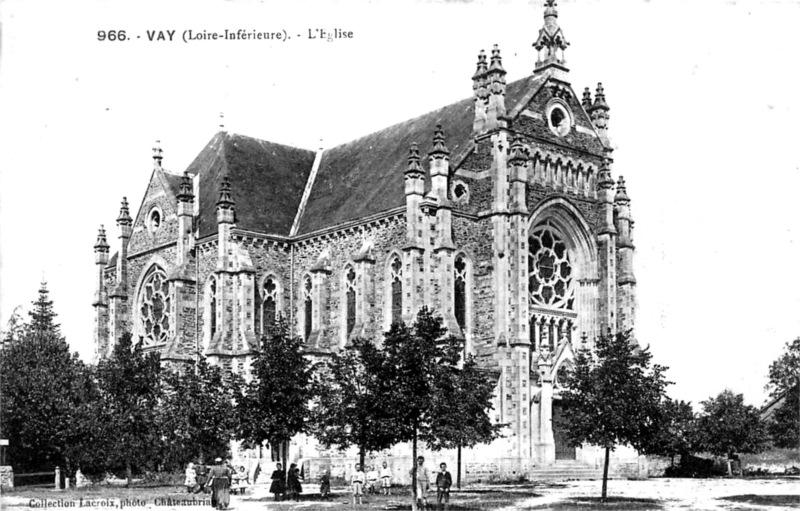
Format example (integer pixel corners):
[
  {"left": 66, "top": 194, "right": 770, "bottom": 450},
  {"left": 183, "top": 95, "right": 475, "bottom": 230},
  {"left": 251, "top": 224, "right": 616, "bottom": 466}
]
[{"left": 138, "top": 265, "right": 170, "bottom": 346}]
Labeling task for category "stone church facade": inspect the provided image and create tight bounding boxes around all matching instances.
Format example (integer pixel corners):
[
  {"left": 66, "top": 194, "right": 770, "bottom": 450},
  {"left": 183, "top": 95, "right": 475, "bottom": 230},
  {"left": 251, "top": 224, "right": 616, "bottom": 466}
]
[{"left": 92, "top": 1, "right": 639, "bottom": 479}]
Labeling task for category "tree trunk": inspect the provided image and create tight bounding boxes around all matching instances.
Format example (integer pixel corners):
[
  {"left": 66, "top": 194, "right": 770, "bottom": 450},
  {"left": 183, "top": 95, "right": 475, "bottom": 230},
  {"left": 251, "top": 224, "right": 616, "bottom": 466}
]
[
  {"left": 601, "top": 447, "right": 610, "bottom": 502},
  {"left": 359, "top": 444, "right": 366, "bottom": 473},
  {"left": 283, "top": 440, "right": 288, "bottom": 490},
  {"left": 457, "top": 445, "right": 462, "bottom": 489},
  {"left": 411, "top": 431, "right": 418, "bottom": 511},
  {"left": 126, "top": 461, "right": 133, "bottom": 488}
]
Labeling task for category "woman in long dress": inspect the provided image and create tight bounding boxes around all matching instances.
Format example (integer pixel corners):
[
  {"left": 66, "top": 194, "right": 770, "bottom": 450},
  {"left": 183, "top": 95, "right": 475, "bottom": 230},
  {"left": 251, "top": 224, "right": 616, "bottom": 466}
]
[
  {"left": 286, "top": 463, "right": 302, "bottom": 501},
  {"left": 207, "top": 458, "right": 232, "bottom": 510},
  {"left": 269, "top": 463, "right": 286, "bottom": 501}
]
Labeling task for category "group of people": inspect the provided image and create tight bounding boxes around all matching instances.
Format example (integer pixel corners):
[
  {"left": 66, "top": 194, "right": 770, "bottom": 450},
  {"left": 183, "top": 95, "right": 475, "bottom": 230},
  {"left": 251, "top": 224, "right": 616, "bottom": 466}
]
[
  {"left": 268, "top": 462, "right": 303, "bottom": 501},
  {"left": 349, "top": 457, "right": 452, "bottom": 510},
  {"left": 186, "top": 457, "right": 453, "bottom": 509},
  {"left": 184, "top": 459, "right": 250, "bottom": 510},
  {"left": 349, "top": 461, "right": 393, "bottom": 503}
]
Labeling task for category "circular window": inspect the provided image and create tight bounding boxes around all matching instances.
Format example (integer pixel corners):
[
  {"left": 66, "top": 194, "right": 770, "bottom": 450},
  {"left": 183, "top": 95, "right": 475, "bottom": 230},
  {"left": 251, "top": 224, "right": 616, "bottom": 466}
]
[
  {"left": 452, "top": 181, "right": 469, "bottom": 202},
  {"left": 148, "top": 208, "right": 162, "bottom": 233},
  {"left": 547, "top": 103, "right": 571, "bottom": 137}
]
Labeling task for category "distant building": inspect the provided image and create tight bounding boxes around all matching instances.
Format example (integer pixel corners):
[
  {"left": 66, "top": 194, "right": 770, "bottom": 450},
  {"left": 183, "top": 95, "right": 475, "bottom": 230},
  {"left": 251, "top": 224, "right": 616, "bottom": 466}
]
[{"left": 92, "top": 0, "right": 640, "bottom": 479}]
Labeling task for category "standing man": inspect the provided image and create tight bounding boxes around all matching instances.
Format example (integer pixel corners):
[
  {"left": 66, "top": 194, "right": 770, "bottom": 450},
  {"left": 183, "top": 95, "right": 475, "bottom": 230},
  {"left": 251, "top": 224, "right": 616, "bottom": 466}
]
[
  {"left": 435, "top": 463, "right": 452, "bottom": 511},
  {"left": 409, "top": 456, "right": 430, "bottom": 511}
]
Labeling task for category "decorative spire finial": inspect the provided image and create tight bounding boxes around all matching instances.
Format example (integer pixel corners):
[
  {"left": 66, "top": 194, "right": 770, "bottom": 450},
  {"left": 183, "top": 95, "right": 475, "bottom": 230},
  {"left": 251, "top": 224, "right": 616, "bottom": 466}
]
[
  {"left": 533, "top": 0, "right": 570, "bottom": 72},
  {"left": 94, "top": 225, "right": 110, "bottom": 251},
  {"left": 178, "top": 172, "right": 194, "bottom": 203},
  {"left": 472, "top": 50, "right": 489, "bottom": 100},
  {"left": 593, "top": 83, "right": 609, "bottom": 111},
  {"left": 582, "top": 87, "right": 592, "bottom": 109},
  {"left": 217, "top": 175, "right": 234, "bottom": 209},
  {"left": 589, "top": 83, "right": 610, "bottom": 137},
  {"left": 488, "top": 44, "right": 507, "bottom": 96},
  {"left": 219, "top": 112, "right": 225, "bottom": 131},
  {"left": 152, "top": 140, "right": 163, "bottom": 168},
  {"left": 597, "top": 160, "right": 615, "bottom": 191},
  {"left": 429, "top": 125, "right": 450, "bottom": 160},
  {"left": 117, "top": 197, "right": 132, "bottom": 224},
  {"left": 615, "top": 176, "right": 630, "bottom": 203},
  {"left": 406, "top": 143, "right": 423, "bottom": 175}
]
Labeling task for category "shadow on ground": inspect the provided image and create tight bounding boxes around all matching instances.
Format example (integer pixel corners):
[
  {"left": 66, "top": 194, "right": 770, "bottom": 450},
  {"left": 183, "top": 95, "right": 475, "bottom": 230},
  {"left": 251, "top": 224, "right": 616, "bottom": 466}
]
[
  {"left": 526, "top": 497, "right": 663, "bottom": 510},
  {"left": 719, "top": 494, "right": 800, "bottom": 507}
]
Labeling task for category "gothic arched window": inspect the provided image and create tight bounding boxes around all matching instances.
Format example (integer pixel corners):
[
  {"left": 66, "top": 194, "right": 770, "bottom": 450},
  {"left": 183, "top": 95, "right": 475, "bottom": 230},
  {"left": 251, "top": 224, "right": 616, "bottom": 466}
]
[
  {"left": 209, "top": 276, "right": 217, "bottom": 339},
  {"left": 454, "top": 255, "right": 467, "bottom": 333},
  {"left": 390, "top": 257, "right": 402, "bottom": 326},
  {"left": 138, "top": 265, "right": 170, "bottom": 346},
  {"left": 345, "top": 266, "right": 356, "bottom": 337},
  {"left": 529, "top": 222, "right": 574, "bottom": 310},
  {"left": 261, "top": 276, "right": 278, "bottom": 333},
  {"left": 303, "top": 277, "right": 313, "bottom": 342}
]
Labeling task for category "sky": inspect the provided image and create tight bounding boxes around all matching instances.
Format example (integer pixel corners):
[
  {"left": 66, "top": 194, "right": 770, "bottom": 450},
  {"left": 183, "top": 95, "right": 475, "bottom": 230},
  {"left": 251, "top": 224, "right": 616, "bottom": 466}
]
[{"left": 1, "top": 0, "right": 798, "bottom": 410}]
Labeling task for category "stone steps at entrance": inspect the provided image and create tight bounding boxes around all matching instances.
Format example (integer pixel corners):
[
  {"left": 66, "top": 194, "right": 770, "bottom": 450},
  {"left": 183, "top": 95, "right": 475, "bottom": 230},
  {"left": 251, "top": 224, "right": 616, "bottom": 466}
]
[{"left": 528, "top": 461, "right": 617, "bottom": 481}]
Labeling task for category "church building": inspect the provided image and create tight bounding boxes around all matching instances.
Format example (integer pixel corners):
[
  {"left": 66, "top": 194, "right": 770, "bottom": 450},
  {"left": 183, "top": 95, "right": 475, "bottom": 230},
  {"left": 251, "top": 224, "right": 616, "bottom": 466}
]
[{"left": 92, "top": 0, "right": 639, "bottom": 479}]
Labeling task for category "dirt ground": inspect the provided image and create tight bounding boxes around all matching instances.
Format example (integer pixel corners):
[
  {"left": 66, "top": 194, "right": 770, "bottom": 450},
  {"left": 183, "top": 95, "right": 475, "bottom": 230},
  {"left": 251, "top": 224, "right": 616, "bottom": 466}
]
[{"left": 2, "top": 477, "right": 798, "bottom": 511}]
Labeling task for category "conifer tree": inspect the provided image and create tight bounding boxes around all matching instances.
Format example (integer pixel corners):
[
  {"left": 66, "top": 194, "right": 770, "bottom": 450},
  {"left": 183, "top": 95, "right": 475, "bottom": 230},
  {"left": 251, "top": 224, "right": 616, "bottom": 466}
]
[
  {"left": 0, "top": 282, "right": 89, "bottom": 475},
  {"left": 27, "top": 281, "right": 61, "bottom": 337}
]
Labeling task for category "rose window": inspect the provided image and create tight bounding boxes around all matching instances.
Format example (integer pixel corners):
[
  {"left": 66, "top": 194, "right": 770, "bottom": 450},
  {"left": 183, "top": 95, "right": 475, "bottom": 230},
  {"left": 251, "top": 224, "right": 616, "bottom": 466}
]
[
  {"left": 529, "top": 223, "right": 574, "bottom": 310},
  {"left": 139, "top": 266, "right": 170, "bottom": 346}
]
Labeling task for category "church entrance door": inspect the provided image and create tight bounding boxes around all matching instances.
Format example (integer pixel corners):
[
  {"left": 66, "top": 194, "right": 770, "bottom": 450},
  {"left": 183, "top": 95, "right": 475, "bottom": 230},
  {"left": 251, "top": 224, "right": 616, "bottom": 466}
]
[{"left": 552, "top": 402, "right": 576, "bottom": 460}]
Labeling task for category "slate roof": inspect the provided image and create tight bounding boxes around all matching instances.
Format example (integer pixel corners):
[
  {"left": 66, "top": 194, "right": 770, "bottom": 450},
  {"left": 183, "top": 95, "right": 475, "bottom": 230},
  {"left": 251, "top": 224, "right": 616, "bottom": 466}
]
[
  {"left": 184, "top": 74, "right": 557, "bottom": 238},
  {"left": 296, "top": 74, "right": 545, "bottom": 235},
  {"left": 185, "top": 133, "right": 317, "bottom": 239},
  {"left": 161, "top": 171, "right": 184, "bottom": 200}
]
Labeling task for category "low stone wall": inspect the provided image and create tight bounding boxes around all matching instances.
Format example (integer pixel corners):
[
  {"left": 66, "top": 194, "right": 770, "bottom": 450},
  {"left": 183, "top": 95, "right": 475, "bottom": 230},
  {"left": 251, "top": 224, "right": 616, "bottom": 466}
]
[{"left": 645, "top": 456, "right": 673, "bottom": 477}]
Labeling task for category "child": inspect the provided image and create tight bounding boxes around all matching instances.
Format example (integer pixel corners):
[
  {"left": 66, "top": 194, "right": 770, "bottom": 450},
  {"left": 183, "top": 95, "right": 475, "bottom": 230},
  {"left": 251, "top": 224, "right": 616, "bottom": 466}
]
[
  {"left": 366, "top": 465, "right": 379, "bottom": 495},
  {"left": 409, "top": 457, "right": 430, "bottom": 511},
  {"left": 319, "top": 468, "right": 331, "bottom": 500},
  {"left": 435, "top": 463, "right": 452, "bottom": 511},
  {"left": 351, "top": 463, "right": 366, "bottom": 505},
  {"left": 380, "top": 461, "right": 391, "bottom": 496}
]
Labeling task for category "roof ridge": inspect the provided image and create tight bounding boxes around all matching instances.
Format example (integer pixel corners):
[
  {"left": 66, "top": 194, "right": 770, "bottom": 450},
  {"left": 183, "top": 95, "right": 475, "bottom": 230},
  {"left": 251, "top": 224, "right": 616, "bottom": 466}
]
[{"left": 289, "top": 149, "right": 325, "bottom": 237}]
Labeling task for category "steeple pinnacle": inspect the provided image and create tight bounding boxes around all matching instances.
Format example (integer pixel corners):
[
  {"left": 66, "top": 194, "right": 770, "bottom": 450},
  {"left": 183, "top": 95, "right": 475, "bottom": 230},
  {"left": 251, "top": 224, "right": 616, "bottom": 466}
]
[
  {"left": 152, "top": 140, "right": 163, "bottom": 169},
  {"left": 615, "top": 176, "right": 630, "bottom": 203},
  {"left": 217, "top": 176, "right": 234, "bottom": 209},
  {"left": 116, "top": 197, "right": 132, "bottom": 226},
  {"left": 582, "top": 87, "right": 593, "bottom": 110},
  {"left": 406, "top": 143, "right": 424, "bottom": 176},
  {"left": 429, "top": 125, "right": 450, "bottom": 160},
  {"left": 216, "top": 175, "right": 235, "bottom": 225},
  {"left": 597, "top": 160, "right": 615, "bottom": 191},
  {"left": 533, "top": 0, "right": 570, "bottom": 75},
  {"left": 588, "top": 82, "right": 611, "bottom": 144},
  {"left": 472, "top": 50, "right": 489, "bottom": 101},
  {"left": 94, "top": 225, "right": 110, "bottom": 251},
  {"left": 177, "top": 172, "right": 194, "bottom": 203}
]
